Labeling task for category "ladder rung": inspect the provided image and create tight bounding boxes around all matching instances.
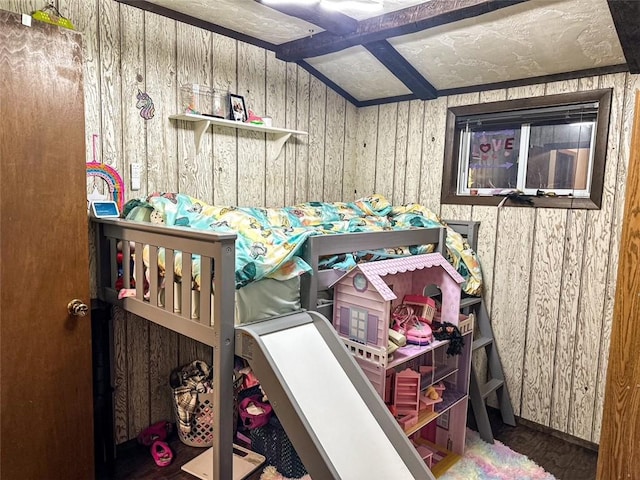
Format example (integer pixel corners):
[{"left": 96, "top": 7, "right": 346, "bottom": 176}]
[
  {"left": 460, "top": 296, "right": 482, "bottom": 309},
  {"left": 480, "top": 378, "right": 504, "bottom": 399},
  {"left": 473, "top": 336, "right": 493, "bottom": 351}
]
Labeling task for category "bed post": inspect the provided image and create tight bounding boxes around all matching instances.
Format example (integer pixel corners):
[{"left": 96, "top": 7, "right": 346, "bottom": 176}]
[
  {"left": 438, "top": 226, "right": 447, "bottom": 256},
  {"left": 94, "top": 220, "right": 113, "bottom": 300},
  {"left": 300, "top": 237, "right": 318, "bottom": 312},
  {"left": 212, "top": 237, "right": 236, "bottom": 479}
]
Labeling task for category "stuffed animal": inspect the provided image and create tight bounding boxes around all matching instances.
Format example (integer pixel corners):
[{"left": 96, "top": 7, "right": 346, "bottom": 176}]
[
  {"left": 260, "top": 465, "right": 312, "bottom": 480},
  {"left": 425, "top": 385, "right": 440, "bottom": 400}
]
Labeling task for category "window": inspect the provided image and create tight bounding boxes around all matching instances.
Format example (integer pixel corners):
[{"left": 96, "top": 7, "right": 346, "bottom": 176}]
[
  {"left": 441, "top": 89, "right": 612, "bottom": 209},
  {"left": 349, "top": 307, "right": 368, "bottom": 344}
]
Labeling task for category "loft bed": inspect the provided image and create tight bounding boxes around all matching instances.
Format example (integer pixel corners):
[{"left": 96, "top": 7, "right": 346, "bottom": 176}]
[{"left": 92, "top": 193, "right": 482, "bottom": 479}]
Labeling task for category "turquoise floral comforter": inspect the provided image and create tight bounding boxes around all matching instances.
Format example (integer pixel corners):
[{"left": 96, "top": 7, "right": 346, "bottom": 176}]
[{"left": 124, "top": 193, "right": 483, "bottom": 296}]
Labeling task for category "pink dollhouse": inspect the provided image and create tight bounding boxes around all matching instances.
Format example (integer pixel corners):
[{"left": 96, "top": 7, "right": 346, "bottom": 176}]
[{"left": 330, "top": 253, "right": 464, "bottom": 396}]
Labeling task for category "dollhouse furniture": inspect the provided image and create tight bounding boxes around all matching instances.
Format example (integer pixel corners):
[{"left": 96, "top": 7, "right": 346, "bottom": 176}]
[
  {"left": 331, "top": 252, "right": 473, "bottom": 475},
  {"left": 403, "top": 294, "right": 437, "bottom": 323},
  {"left": 394, "top": 369, "right": 421, "bottom": 416}
]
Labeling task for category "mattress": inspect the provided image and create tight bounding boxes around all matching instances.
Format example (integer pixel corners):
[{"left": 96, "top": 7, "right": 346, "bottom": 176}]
[{"left": 159, "top": 276, "right": 301, "bottom": 325}]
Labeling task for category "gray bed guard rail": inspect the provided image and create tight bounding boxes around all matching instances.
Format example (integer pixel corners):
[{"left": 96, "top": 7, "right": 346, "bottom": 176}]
[{"left": 92, "top": 217, "right": 237, "bottom": 479}]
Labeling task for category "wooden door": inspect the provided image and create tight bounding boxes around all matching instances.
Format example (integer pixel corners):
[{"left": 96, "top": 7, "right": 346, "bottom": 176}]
[
  {"left": 0, "top": 10, "right": 94, "bottom": 479},
  {"left": 597, "top": 91, "right": 640, "bottom": 478}
]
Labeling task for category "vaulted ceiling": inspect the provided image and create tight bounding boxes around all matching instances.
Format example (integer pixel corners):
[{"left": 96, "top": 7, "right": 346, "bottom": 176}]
[{"left": 116, "top": 0, "right": 640, "bottom": 107}]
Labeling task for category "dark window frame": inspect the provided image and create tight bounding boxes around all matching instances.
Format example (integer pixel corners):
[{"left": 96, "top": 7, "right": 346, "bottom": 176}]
[{"left": 441, "top": 89, "right": 612, "bottom": 209}]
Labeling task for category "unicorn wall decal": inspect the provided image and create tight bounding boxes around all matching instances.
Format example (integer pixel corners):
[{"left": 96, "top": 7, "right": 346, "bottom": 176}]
[{"left": 136, "top": 89, "right": 155, "bottom": 120}]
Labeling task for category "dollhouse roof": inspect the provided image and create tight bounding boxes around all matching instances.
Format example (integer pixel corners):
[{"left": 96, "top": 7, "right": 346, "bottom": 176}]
[{"left": 332, "top": 253, "right": 464, "bottom": 302}]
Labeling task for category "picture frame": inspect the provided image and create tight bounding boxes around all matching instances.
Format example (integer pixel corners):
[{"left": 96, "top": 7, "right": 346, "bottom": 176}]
[{"left": 229, "top": 93, "right": 247, "bottom": 122}]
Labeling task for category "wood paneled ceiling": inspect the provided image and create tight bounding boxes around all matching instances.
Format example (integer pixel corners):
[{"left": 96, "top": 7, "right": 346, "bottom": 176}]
[{"left": 116, "top": 0, "right": 638, "bottom": 107}]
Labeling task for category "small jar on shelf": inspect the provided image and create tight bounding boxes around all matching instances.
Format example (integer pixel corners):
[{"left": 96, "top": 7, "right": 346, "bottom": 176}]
[{"left": 180, "top": 83, "right": 215, "bottom": 116}]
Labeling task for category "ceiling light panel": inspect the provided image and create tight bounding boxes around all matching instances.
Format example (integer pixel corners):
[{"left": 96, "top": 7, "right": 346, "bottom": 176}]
[
  {"left": 262, "top": 0, "right": 318, "bottom": 5},
  {"left": 336, "top": 0, "right": 426, "bottom": 21},
  {"left": 320, "top": 0, "right": 383, "bottom": 13}
]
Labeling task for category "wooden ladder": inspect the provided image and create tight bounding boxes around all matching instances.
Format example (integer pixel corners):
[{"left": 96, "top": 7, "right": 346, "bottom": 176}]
[
  {"left": 465, "top": 297, "right": 516, "bottom": 443},
  {"left": 446, "top": 220, "right": 516, "bottom": 444}
]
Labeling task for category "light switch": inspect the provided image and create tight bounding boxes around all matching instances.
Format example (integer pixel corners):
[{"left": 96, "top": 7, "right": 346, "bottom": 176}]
[{"left": 130, "top": 163, "right": 142, "bottom": 191}]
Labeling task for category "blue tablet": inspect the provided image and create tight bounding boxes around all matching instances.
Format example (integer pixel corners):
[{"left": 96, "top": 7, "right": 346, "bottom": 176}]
[{"left": 90, "top": 200, "right": 120, "bottom": 218}]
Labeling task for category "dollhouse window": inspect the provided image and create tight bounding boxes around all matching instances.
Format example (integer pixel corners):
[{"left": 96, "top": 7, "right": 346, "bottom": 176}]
[
  {"left": 340, "top": 307, "right": 378, "bottom": 344},
  {"left": 349, "top": 307, "right": 368, "bottom": 344},
  {"left": 441, "top": 89, "right": 611, "bottom": 209},
  {"left": 353, "top": 273, "right": 368, "bottom": 292}
]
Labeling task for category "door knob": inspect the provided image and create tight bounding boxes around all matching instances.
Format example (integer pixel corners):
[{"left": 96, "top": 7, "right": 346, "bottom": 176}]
[{"left": 67, "top": 299, "right": 89, "bottom": 317}]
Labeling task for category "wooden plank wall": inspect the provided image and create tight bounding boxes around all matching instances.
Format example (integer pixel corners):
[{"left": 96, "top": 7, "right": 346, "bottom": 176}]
[
  {"left": 354, "top": 74, "right": 638, "bottom": 446},
  {"left": 5, "top": 0, "right": 638, "bottom": 446}
]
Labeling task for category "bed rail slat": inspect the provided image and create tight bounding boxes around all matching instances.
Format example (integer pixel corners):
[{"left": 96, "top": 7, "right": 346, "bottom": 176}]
[
  {"left": 165, "top": 248, "right": 175, "bottom": 314},
  {"left": 199, "top": 256, "right": 212, "bottom": 325},
  {"left": 181, "top": 252, "right": 192, "bottom": 319},
  {"left": 135, "top": 242, "right": 144, "bottom": 301},
  {"left": 109, "top": 238, "right": 118, "bottom": 289},
  {"left": 148, "top": 246, "right": 158, "bottom": 307},
  {"left": 443, "top": 219, "right": 479, "bottom": 249},
  {"left": 96, "top": 221, "right": 113, "bottom": 293},
  {"left": 122, "top": 240, "right": 131, "bottom": 291}
]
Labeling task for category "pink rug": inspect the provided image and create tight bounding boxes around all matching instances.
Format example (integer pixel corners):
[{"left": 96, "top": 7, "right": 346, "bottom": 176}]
[
  {"left": 258, "top": 428, "right": 556, "bottom": 480},
  {"left": 440, "top": 429, "right": 556, "bottom": 480}
]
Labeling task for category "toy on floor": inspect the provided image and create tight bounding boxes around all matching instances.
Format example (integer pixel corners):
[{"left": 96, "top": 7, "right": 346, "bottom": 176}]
[
  {"left": 238, "top": 395, "right": 273, "bottom": 429},
  {"left": 260, "top": 465, "right": 312, "bottom": 480},
  {"left": 137, "top": 420, "right": 174, "bottom": 467},
  {"left": 150, "top": 440, "right": 173, "bottom": 467},
  {"left": 137, "top": 420, "right": 172, "bottom": 446}
]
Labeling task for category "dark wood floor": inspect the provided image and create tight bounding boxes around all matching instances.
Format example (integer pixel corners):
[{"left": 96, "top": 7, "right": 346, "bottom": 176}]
[
  {"left": 99, "top": 409, "right": 598, "bottom": 479},
  {"left": 487, "top": 408, "right": 598, "bottom": 480}
]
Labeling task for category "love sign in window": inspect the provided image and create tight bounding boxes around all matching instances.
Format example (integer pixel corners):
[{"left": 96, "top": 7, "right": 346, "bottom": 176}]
[{"left": 465, "top": 129, "right": 521, "bottom": 191}]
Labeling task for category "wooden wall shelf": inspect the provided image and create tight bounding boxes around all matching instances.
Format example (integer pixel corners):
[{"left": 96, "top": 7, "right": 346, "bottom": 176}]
[{"left": 169, "top": 113, "right": 308, "bottom": 159}]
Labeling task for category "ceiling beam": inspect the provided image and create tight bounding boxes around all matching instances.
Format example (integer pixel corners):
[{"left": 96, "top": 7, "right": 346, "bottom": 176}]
[
  {"left": 254, "top": 0, "right": 358, "bottom": 36},
  {"left": 365, "top": 40, "right": 436, "bottom": 100},
  {"left": 115, "top": 0, "right": 277, "bottom": 52},
  {"left": 438, "top": 64, "right": 628, "bottom": 97},
  {"left": 607, "top": 0, "right": 640, "bottom": 73},
  {"left": 276, "top": 0, "right": 529, "bottom": 62}
]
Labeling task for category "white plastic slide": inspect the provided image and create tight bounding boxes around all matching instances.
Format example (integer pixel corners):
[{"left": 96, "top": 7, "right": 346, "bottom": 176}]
[{"left": 235, "top": 311, "right": 435, "bottom": 480}]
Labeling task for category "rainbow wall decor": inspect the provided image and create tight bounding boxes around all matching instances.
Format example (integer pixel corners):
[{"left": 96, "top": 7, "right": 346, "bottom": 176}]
[{"left": 86, "top": 162, "right": 125, "bottom": 210}]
